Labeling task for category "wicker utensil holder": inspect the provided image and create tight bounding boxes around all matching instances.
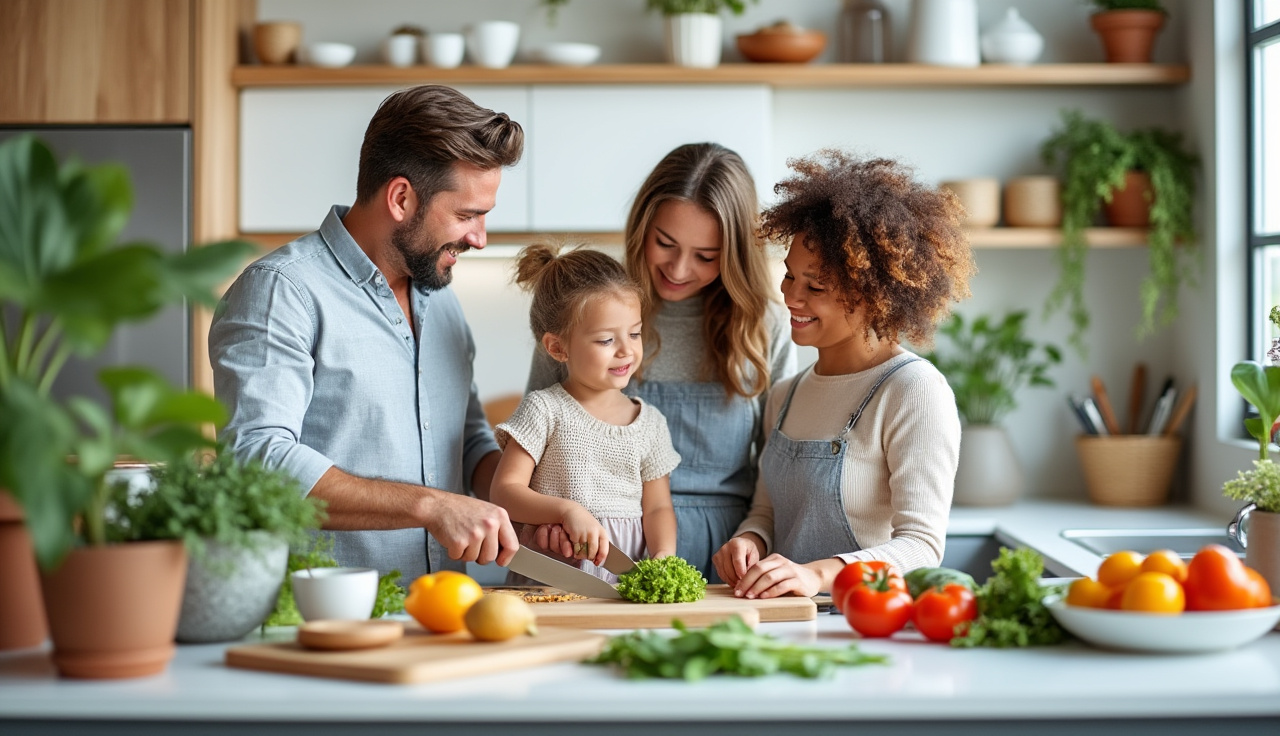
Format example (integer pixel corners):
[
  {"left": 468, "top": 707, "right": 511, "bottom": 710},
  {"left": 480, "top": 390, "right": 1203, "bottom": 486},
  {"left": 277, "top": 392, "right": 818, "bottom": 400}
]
[{"left": 1075, "top": 435, "right": 1181, "bottom": 507}]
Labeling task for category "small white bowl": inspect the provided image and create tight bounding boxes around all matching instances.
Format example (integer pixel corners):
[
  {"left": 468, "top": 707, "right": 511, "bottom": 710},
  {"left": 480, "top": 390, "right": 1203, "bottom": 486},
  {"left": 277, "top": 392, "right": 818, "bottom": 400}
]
[
  {"left": 1045, "top": 594, "right": 1280, "bottom": 654},
  {"left": 307, "top": 42, "right": 357, "bottom": 68},
  {"left": 532, "top": 42, "right": 601, "bottom": 67},
  {"left": 291, "top": 567, "right": 378, "bottom": 621}
]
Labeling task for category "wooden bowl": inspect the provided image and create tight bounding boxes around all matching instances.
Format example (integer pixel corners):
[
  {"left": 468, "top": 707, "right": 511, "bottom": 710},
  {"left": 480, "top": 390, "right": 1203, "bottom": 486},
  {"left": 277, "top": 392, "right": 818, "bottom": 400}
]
[{"left": 736, "top": 28, "right": 826, "bottom": 64}]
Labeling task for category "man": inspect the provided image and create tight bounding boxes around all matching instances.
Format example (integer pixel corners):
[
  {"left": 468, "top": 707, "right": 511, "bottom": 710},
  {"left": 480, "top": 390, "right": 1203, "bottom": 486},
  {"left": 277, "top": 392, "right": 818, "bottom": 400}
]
[{"left": 210, "top": 85, "right": 522, "bottom": 581}]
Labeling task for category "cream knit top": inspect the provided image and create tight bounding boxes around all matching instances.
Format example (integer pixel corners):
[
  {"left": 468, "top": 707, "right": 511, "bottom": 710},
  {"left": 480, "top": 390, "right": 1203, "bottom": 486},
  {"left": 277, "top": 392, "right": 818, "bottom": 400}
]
[
  {"left": 495, "top": 383, "right": 682, "bottom": 519},
  {"left": 735, "top": 352, "right": 961, "bottom": 571}
]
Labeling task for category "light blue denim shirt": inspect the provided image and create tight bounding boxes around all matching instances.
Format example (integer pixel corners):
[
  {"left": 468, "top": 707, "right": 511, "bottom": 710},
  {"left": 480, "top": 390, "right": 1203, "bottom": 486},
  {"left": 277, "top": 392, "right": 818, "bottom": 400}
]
[{"left": 209, "top": 206, "right": 499, "bottom": 581}]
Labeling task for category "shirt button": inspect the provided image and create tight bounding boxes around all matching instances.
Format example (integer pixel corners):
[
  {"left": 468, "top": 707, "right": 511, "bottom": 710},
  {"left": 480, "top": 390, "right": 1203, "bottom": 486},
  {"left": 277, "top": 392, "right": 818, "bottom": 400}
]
[
  {"left": 428, "top": 473, "right": 436, "bottom": 484},
  {"left": 395, "top": 317, "right": 403, "bottom": 324},
  {"left": 422, "top": 420, "right": 430, "bottom": 431}
]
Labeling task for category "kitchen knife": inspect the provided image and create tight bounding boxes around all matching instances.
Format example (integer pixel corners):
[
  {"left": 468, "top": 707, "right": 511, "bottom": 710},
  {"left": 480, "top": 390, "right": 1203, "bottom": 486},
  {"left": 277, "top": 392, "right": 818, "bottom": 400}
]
[
  {"left": 505, "top": 546, "right": 623, "bottom": 600},
  {"left": 602, "top": 546, "right": 638, "bottom": 577}
]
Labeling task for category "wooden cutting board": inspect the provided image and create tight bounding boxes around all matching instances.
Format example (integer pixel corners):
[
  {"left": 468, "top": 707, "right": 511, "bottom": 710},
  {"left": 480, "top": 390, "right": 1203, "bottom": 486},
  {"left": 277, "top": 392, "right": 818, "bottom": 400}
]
[
  {"left": 522, "top": 585, "right": 815, "bottom": 629},
  {"left": 702, "top": 584, "right": 818, "bottom": 623},
  {"left": 225, "top": 625, "right": 607, "bottom": 684}
]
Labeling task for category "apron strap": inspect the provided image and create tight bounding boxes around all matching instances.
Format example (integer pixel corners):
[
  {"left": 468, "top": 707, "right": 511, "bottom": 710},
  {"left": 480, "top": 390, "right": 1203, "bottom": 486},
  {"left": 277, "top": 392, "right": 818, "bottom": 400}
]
[
  {"left": 838, "top": 355, "right": 921, "bottom": 440},
  {"left": 772, "top": 364, "right": 813, "bottom": 431}
]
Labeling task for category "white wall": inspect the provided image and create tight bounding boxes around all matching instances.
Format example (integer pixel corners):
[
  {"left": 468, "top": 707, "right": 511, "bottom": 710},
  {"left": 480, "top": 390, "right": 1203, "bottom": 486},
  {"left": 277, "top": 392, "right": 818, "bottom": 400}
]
[{"left": 258, "top": 0, "right": 1216, "bottom": 504}]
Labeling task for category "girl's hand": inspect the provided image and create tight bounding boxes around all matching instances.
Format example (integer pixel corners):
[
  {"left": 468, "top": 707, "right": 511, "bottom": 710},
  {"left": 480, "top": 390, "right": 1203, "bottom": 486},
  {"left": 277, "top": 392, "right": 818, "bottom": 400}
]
[
  {"left": 732, "top": 554, "right": 823, "bottom": 599},
  {"left": 712, "top": 534, "right": 765, "bottom": 587},
  {"left": 533, "top": 524, "right": 574, "bottom": 558},
  {"left": 562, "top": 506, "right": 609, "bottom": 567}
]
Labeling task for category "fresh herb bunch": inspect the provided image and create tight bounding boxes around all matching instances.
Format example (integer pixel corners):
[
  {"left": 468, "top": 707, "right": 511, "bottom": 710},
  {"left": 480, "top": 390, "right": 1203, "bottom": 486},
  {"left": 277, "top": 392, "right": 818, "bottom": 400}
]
[
  {"left": 260, "top": 538, "right": 406, "bottom": 627},
  {"left": 951, "top": 547, "right": 1068, "bottom": 648},
  {"left": 645, "top": 0, "right": 757, "bottom": 16},
  {"left": 616, "top": 556, "right": 707, "bottom": 603},
  {"left": 105, "top": 449, "right": 325, "bottom": 563},
  {"left": 1040, "top": 109, "right": 1199, "bottom": 355},
  {"left": 1091, "top": 0, "right": 1165, "bottom": 12},
  {"left": 1223, "top": 306, "right": 1280, "bottom": 513},
  {"left": 924, "top": 311, "right": 1061, "bottom": 425},
  {"left": 589, "top": 615, "right": 887, "bottom": 680}
]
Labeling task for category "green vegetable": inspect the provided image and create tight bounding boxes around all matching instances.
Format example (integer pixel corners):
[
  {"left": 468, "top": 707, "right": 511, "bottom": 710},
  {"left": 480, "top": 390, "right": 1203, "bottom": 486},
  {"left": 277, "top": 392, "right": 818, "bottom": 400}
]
[
  {"left": 261, "top": 538, "right": 406, "bottom": 627},
  {"left": 904, "top": 567, "right": 977, "bottom": 599},
  {"left": 371, "top": 569, "right": 407, "bottom": 619},
  {"left": 616, "top": 556, "right": 707, "bottom": 603},
  {"left": 951, "top": 547, "right": 1068, "bottom": 648},
  {"left": 588, "top": 615, "right": 887, "bottom": 680}
]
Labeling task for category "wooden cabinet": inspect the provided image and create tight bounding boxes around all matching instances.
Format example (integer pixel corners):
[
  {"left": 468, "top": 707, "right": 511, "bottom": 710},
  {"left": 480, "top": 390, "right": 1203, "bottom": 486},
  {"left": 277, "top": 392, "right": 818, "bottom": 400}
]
[{"left": 0, "top": 0, "right": 192, "bottom": 124}]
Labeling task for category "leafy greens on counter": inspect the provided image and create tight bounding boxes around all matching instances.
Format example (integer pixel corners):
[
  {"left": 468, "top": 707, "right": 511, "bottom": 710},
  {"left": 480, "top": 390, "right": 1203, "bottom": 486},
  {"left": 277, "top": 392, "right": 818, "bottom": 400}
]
[{"left": 952, "top": 546, "right": 1068, "bottom": 648}]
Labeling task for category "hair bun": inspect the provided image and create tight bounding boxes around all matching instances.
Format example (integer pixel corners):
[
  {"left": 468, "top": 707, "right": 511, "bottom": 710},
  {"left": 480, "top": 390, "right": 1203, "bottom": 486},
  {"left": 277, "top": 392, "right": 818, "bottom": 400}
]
[{"left": 513, "top": 243, "right": 562, "bottom": 290}]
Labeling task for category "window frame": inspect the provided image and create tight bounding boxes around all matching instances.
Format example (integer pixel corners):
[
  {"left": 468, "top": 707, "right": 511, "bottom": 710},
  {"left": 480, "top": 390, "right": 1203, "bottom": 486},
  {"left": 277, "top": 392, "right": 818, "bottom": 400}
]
[{"left": 1248, "top": 3, "right": 1280, "bottom": 359}]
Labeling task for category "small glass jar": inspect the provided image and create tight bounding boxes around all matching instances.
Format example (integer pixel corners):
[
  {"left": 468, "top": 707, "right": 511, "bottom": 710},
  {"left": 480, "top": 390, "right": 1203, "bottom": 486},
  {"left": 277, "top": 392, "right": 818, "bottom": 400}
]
[{"left": 840, "top": 0, "right": 891, "bottom": 63}]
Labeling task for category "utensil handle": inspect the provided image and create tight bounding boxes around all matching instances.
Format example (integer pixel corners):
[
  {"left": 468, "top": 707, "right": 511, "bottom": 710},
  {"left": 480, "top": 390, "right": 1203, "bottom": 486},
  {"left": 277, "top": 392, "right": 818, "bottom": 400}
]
[
  {"left": 1162, "top": 384, "right": 1197, "bottom": 437},
  {"left": 1127, "top": 363, "right": 1147, "bottom": 434},
  {"left": 1090, "top": 376, "right": 1122, "bottom": 435}
]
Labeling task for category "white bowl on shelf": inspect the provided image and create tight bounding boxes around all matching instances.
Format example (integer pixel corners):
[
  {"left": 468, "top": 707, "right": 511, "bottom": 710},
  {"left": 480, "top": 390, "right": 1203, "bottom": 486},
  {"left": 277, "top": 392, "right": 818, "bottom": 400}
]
[
  {"left": 307, "top": 42, "right": 357, "bottom": 68},
  {"left": 1044, "top": 594, "right": 1280, "bottom": 654},
  {"left": 530, "top": 42, "right": 601, "bottom": 67}
]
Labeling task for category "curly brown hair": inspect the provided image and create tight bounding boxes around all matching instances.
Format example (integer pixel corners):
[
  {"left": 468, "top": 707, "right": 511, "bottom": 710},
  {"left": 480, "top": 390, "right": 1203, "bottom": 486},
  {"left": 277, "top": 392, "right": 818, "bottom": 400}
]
[{"left": 761, "top": 150, "right": 976, "bottom": 347}]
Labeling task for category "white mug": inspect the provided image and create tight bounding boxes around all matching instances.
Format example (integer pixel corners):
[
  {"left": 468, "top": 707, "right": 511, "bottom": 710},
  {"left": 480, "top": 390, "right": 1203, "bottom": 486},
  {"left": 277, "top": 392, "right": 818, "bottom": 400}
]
[
  {"left": 424, "top": 32, "right": 465, "bottom": 69},
  {"left": 382, "top": 34, "right": 418, "bottom": 67},
  {"left": 291, "top": 567, "right": 378, "bottom": 622},
  {"left": 906, "top": 0, "right": 980, "bottom": 67},
  {"left": 465, "top": 21, "right": 520, "bottom": 69}
]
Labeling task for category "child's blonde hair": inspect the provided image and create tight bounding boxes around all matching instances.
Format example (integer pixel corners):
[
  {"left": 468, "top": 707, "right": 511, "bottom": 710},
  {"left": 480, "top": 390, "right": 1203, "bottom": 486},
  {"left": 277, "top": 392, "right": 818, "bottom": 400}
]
[{"left": 514, "top": 244, "right": 645, "bottom": 347}]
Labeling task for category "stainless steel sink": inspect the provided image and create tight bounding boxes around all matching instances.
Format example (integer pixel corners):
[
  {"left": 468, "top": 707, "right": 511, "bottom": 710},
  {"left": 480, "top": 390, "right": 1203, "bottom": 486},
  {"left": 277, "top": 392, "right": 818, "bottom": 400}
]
[{"left": 1061, "top": 528, "right": 1244, "bottom": 559}]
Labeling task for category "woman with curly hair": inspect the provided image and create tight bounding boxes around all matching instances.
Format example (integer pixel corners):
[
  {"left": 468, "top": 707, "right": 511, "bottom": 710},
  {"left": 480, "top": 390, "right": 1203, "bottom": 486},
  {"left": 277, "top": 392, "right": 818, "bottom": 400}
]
[{"left": 712, "top": 150, "right": 976, "bottom": 599}]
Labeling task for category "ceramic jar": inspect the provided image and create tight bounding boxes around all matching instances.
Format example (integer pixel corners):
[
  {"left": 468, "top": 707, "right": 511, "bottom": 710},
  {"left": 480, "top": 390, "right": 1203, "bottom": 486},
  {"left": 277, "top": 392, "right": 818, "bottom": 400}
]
[
  {"left": 840, "top": 0, "right": 891, "bottom": 63},
  {"left": 1004, "top": 176, "right": 1062, "bottom": 227},
  {"left": 382, "top": 33, "right": 419, "bottom": 67},
  {"left": 953, "top": 426, "right": 1024, "bottom": 507},
  {"left": 253, "top": 21, "right": 302, "bottom": 65},
  {"left": 940, "top": 178, "right": 1000, "bottom": 227},
  {"left": 666, "top": 13, "right": 723, "bottom": 68},
  {"left": 466, "top": 21, "right": 520, "bottom": 69},
  {"left": 980, "top": 8, "right": 1044, "bottom": 65},
  {"left": 905, "top": 0, "right": 979, "bottom": 67},
  {"left": 424, "top": 33, "right": 465, "bottom": 68}
]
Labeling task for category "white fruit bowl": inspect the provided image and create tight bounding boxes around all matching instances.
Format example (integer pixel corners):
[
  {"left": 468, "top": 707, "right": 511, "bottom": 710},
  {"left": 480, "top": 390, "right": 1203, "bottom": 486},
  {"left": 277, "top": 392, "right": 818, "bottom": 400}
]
[
  {"left": 306, "top": 42, "right": 357, "bottom": 68},
  {"left": 530, "top": 42, "right": 601, "bottom": 66},
  {"left": 1045, "top": 594, "right": 1280, "bottom": 654}
]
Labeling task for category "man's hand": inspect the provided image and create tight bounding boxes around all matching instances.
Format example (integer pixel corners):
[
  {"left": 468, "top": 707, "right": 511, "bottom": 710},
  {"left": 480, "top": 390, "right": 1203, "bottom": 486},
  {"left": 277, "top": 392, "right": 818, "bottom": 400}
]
[{"left": 423, "top": 490, "right": 519, "bottom": 566}]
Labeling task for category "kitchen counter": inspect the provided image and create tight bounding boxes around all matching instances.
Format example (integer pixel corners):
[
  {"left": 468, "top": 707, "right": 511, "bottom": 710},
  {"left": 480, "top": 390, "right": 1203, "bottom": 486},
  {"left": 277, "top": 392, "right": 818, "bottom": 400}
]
[{"left": 3, "top": 500, "right": 1277, "bottom": 736}]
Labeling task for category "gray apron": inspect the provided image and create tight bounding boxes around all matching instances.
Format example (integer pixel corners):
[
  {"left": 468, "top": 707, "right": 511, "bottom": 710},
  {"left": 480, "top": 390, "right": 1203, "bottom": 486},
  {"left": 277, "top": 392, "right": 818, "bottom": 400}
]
[
  {"left": 762, "top": 357, "right": 920, "bottom": 562},
  {"left": 627, "top": 380, "right": 757, "bottom": 583}
]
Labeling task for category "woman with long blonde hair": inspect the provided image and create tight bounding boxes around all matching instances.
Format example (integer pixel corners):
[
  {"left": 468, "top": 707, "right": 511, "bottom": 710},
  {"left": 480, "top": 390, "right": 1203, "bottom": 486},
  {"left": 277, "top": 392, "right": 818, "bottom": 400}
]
[{"left": 527, "top": 143, "right": 796, "bottom": 581}]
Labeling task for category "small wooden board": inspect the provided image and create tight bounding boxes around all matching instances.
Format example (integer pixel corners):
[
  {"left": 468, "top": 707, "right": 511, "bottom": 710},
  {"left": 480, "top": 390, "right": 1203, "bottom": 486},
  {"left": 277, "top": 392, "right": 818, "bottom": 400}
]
[
  {"left": 702, "top": 584, "right": 818, "bottom": 622},
  {"left": 225, "top": 625, "right": 607, "bottom": 684},
  {"left": 528, "top": 596, "right": 761, "bottom": 629}
]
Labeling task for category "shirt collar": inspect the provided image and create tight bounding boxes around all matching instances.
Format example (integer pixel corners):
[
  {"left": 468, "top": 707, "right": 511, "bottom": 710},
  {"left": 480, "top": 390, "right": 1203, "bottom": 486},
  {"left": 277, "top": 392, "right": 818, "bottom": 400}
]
[{"left": 320, "top": 205, "right": 382, "bottom": 287}]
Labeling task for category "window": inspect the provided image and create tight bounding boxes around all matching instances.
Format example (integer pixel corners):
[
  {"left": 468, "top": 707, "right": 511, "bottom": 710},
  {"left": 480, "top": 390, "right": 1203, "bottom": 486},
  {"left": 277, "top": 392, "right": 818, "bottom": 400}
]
[{"left": 1250, "top": 3, "right": 1280, "bottom": 358}]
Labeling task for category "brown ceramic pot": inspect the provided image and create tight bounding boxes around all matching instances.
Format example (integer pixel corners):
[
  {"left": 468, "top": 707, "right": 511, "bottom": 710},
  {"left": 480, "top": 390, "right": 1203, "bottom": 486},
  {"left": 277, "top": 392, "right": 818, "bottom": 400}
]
[
  {"left": 40, "top": 540, "right": 187, "bottom": 679},
  {"left": 1090, "top": 9, "right": 1165, "bottom": 64},
  {"left": 1103, "top": 170, "right": 1152, "bottom": 228},
  {"left": 0, "top": 491, "right": 48, "bottom": 650}
]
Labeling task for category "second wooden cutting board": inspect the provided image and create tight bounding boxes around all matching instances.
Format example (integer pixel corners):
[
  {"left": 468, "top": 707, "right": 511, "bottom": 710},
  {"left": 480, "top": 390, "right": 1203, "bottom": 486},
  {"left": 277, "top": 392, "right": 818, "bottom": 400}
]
[{"left": 526, "top": 585, "right": 815, "bottom": 629}]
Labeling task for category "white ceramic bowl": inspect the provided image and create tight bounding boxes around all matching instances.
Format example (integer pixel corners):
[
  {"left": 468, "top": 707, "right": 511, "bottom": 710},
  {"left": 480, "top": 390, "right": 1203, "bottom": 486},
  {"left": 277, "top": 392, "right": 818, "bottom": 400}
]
[
  {"left": 532, "top": 42, "right": 601, "bottom": 66},
  {"left": 291, "top": 567, "right": 378, "bottom": 621},
  {"left": 307, "top": 42, "right": 357, "bottom": 68},
  {"left": 1045, "top": 594, "right": 1280, "bottom": 654}
]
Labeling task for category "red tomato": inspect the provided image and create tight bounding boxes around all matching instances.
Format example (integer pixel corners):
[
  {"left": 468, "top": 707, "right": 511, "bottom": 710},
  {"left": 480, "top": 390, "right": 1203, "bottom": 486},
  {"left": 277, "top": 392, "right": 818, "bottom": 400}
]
[
  {"left": 911, "top": 583, "right": 978, "bottom": 642},
  {"left": 842, "top": 571, "right": 913, "bottom": 638},
  {"left": 831, "top": 561, "right": 904, "bottom": 612},
  {"left": 1184, "top": 545, "right": 1256, "bottom": 611}
]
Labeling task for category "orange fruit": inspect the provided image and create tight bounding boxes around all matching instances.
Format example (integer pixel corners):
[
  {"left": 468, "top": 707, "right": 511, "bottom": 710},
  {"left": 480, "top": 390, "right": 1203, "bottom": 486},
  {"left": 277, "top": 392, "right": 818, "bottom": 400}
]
[
  {"left": 1066, "top": 576, "right": 1112, "bottom": 609},
  {"left": 1245, "top": 567, "right": 1274, "bottom": 608},
  {"left": 1120, "top": 571, "right": 1185, "bottom": 614},
  {"left": 404, "top": 571, "right": 483, "bottom": 633},
  {"left": 1140, "top": 549, "right": 1188, "bottom": 583},
  {"left": 1097, "top": 550, "right": 1145, "bottom": 588}
]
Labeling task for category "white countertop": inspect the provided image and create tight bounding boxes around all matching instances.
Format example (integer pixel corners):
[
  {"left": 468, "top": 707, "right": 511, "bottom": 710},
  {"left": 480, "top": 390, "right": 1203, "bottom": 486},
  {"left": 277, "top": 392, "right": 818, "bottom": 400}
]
[{"left": 3, "top": 500, "right": 1276, "bottom": 734}]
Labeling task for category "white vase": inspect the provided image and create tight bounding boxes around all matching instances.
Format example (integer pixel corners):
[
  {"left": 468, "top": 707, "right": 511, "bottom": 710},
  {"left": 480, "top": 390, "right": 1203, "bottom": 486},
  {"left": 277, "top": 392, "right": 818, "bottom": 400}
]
[
  {"left": 906, "top": 0, "right": 980, "bottom": 68},
  {"left": 980, "top": 8, "right": 1044, "bottom": 66},
  {"left": 1229, "top": 505, "right": 1280, "bottom": 599},
  {"left": 952, "top": 425, "right": 1024, "bottom": 507},
  {"left": 381, "top": 34, "right": 419, "bottom": 67},
  {"left": 666, "top": 13, "right": 722, "bottom": 69},
  {"left": 466, "top": 20, "right": 520, "bottom": 69}
]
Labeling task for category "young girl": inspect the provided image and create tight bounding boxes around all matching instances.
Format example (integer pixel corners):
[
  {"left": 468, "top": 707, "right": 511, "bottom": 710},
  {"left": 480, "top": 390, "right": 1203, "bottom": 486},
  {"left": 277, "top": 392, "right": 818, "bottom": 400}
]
[
  {"left": 526, "top": 143, "right": 797, "bottom": 582},
  {"left": 491, "top": 245, "right": 680, "bottom": 582},
  {"left": 713, "top": 151, "right": 977, "bottom": 599}
]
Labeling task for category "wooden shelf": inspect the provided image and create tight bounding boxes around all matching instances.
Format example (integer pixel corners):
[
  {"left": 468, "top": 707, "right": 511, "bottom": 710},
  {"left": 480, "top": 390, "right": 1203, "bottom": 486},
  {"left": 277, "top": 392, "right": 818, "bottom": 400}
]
[
  {"left": 232, "top": 63, "right": 1190, "bottom": 89},
  {"left": 240, "top": 228, "right": 1149, "bottom": 251}
]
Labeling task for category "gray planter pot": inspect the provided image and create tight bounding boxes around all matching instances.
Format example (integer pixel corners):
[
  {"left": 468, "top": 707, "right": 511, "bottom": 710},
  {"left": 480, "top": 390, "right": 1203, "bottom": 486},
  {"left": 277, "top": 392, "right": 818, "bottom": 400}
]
[{"left": 176, "top": 531, "right": 288, "bottom": 643}]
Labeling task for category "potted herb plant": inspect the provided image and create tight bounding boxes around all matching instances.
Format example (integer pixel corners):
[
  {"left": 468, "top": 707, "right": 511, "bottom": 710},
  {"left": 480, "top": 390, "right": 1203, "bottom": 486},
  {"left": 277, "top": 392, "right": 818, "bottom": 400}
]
[
  {"left": 1040, "top": 109, "right": 1199, "bottom": 355},
  {"left": 924, "top": 310, "right": 1061, "bottom": 506},
  {"left": 0, "top": 135, "right": 255, "bottom": 675},
  {"left": 106, "top": 449, "right": 326, "bottom": 643},
  {"left": 1224, "top": 306, "right": 1280, "bottom": 596},
  {"left": 647, "top": 0, "right": 758, "bottom": 68},
  {"left": 1089, "top": 0, "right": 1167, "bottom": 63}
]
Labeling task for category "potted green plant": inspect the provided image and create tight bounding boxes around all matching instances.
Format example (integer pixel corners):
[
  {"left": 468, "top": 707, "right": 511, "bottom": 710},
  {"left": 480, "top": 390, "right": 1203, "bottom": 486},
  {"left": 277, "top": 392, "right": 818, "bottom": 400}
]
[
  {"left": 1040, "top": 109, "right": 1199, "bottom": 355},
  {"left": 0, "top": 134, "right": 255, "bottom": 675},
  {"left": 647, "top": 0, "right": 758, "bottom": 68},
  {"left": 924, "top": 310, "right": 1061, "bottom": 506},
  {"left": 105, "top": 448, "right": 326, "bottom": 643},
  {"left": 1225, "top": 306, "right": 1280, "bottom": 596},
  {"left": 1089, "top": 0, "right": 1167, "bottom": 63}
]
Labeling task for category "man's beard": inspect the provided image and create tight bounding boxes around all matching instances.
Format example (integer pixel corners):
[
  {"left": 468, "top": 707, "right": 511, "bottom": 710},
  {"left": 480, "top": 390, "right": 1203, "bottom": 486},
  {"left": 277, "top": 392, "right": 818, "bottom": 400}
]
[{"left": 391, "top": 211, "right": 471, "bottom": 292}]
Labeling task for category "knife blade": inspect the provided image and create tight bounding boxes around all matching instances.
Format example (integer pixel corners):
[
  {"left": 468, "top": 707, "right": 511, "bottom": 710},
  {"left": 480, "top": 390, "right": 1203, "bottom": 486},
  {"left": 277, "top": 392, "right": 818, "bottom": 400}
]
[
  {"left": 602, "top": 546, "right": 638, "bottom": 577},
  {"left": 505, "top": 546, "right": 622, "bottom": 600}
]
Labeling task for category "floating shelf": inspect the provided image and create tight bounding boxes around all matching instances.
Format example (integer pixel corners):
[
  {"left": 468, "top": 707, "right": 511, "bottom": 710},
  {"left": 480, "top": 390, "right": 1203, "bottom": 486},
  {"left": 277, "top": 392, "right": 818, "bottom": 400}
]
[{"left": 232, "top": 63, "right": 1190, "bottom": 89}]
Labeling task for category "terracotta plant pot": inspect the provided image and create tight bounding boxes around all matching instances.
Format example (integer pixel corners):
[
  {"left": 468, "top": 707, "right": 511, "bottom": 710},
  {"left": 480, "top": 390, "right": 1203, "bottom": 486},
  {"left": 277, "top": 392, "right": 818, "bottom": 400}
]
[
  {"left": 1090, "top": 9, "right": 1165, "bottom": 64},
  {"left": 1103, "top": 170, "right": 1152, "bottom": 228},
  {"left": 0, "top": 491, "right": 48, "bottom": 650},
  {"left": 40, "top": 540, "right": 187, "bottom": 679}
]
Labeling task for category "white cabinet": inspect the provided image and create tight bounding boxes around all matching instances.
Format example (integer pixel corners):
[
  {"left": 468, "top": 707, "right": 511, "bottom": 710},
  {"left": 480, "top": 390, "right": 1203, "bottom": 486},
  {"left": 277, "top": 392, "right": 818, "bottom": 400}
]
[
  {"left": 527, "top": 85, "right": 772, "bottom": 231},
  {"left": 239, "top": 86, "right": 530, "bottom": 232}
]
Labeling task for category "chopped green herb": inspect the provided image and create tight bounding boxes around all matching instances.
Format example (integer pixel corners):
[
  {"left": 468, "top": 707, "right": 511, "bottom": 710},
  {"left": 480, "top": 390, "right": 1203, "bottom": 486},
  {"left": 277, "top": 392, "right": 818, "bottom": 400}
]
[
  {"left": 951, "top": 547, "right": 1069, "bottom": 648},
  {"left": 588, "top": 615, "right": 888, "bottom": 680},
  {"left": 616, "top": 556, "right": 707, "bottom": 603},
  {"left": 261, "top": 538, "right": 405, "bottom": 627}
]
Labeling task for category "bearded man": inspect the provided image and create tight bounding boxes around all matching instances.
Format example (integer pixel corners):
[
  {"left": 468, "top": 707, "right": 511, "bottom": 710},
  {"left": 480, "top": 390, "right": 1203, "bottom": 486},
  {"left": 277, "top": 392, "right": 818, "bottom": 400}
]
[{"left": 210, "top": 85, "right": 522, "bottom": 581}]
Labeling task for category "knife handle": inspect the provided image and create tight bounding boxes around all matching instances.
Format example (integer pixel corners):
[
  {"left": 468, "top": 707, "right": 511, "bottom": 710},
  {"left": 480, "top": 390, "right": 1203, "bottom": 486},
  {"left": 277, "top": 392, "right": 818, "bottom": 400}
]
[{"left": 1090, "top": 375, "right": 1122, "bottom": 436}]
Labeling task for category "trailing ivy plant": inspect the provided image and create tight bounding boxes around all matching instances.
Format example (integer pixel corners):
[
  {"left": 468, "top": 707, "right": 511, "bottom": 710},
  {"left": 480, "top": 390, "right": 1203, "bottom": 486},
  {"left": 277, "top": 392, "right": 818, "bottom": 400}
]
[
  {"left": 1040, "top": 109, "right": 1199, "bottom": 356},
  {"left": 645, "top": 0, "right": 756, "bottom": 15}
]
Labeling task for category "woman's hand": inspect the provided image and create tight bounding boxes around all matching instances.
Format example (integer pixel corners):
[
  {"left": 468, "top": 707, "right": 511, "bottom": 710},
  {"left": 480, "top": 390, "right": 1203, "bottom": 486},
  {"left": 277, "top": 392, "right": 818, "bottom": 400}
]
[
  {"left": 712, "top": 534, "right": 766, "bottom": 586},
  {"left": 732, "top": 554, "right": 831, "bottom": 599},
  {"left": 562, "top": 506, "right": 609, "bottom": 566},
  {"left": 533, "top": 523, "right": 574, "bottom": 558}
]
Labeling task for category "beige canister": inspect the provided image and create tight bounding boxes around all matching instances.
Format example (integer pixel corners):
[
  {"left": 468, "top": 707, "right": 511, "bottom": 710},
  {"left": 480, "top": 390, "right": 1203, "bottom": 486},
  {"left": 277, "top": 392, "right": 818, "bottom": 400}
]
[
  {"left": 1004, "top": 176, "right": 1062, "bottom": 227},
  {"left": 254, "top": 21, "right": 303, "bottom": 65},
  {"left": 940, "top": 178, "right": 1000, "bottom": 227}
]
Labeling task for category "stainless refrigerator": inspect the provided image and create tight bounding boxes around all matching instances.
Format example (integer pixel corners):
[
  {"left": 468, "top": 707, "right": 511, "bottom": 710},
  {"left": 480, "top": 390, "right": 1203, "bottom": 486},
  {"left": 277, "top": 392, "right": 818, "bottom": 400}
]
[{"left": 0, "top": 126, "right": 192, "bottom": 402}]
